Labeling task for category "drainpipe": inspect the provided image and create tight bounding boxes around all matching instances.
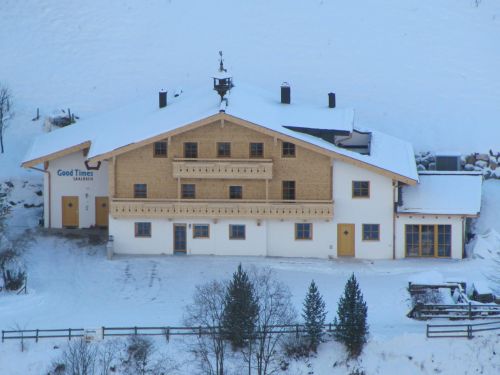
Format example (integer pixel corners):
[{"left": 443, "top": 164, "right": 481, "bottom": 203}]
[
  {"left": 29, "top": 166, "right": 51, "bottom": 228},
  {"left": 392, "top": 181, "right": 397, "bottom": 260}
]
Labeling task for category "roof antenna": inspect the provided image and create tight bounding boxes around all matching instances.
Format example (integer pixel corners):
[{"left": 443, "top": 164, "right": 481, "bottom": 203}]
[{"left": 219, "top": 51, "right": 226, "bottom": 73}]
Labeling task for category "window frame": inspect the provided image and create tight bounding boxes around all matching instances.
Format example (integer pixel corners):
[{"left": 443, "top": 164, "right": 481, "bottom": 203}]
[
  {"left": 229, "top": 185, "right": 243, "bottom": 200},
  {"left": 193, "top": 224, "right": 210, "bottom": 239},
  {"left": 229, "top": 224, "right": 246, "bottom": 240},
  {"left": 362, "top": 224, "right": 380, "bottom": 241},
  {"left": 181, "top": 184, "right": 196, "bottom": 199},
  {"left": 134, "top": 184, "right": 147, "bottom": 198},
  {"left": 405, "top": 224, "right": 452, "bottom": 258},
  {"left": 249, "top": 142, "right": 264, "bottom": 158},
  {"left": 282, "top": 180, "right": 296, "bottom": 200},
  {"left": 153, "top": 141, "right": 168, "bottom": 158},
  {"left": 295, "top": 223, "right": 313, "bottom": 240},
  {"left": 135, "top": 222, "right": 151, "bottom": 237},
  {"left": 217, "top": 142, "right": 231, "bottom": 158},
  {"left": 184, "top": 142, "right": 198, "bottom": 158},
  {"left": 282, "top": 141, "right": 296, "bottom": 158},
  {"left": 352, "top": 181, "right": 370, "bottom": 198}
]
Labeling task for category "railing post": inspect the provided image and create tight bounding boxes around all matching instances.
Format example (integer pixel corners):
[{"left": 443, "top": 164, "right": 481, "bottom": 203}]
[
  {"left": 165, "top": 327, "right": 170, "bottom": 342},
  {"left": 199, "top": 326, "right": 202, "bottom": 338}
]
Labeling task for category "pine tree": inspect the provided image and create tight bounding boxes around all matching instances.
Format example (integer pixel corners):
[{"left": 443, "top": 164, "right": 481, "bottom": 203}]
[
  {"left": 333, "top": 273, "right": 368, "bottom": 358},
  {"left": 302, "top": 280, "right": 327, "bottom": 352},
  {"left": 222, "top": 263, "right": 259, "bottom": 350}
]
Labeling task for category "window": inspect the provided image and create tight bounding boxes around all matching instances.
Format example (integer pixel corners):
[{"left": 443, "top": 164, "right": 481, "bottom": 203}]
[
  {"left": 184, "top": 142, "right": 198, "bottom": 158},
  {"left": 362, "top": 224, "right": 380, "bottom": 241},
  {"left": 135, "top": 222, "right": 151, "bottom": 237},
  {"left": 249, "top": 142, "right": 264, "bottom": 158},
  {"left": 181, "top": 184, "right": 196, "bottom": 199},
  {"left": 229, "top": 186, "right": 242, "bottom": 199},
  {"left": 134, "top": 184, "right": 147, "bottom": 198},
  {"left": 352, "top": 181, "right": 370, "bottom": 198},
  {"left": 229, "top": 225, "right": 246, "bottom": 240},
  {"left": 282, "top": 181, "right": 296, "bottom": 200},
  {"left": 295, "top": 223, "right": 312, "bottom": 240},
  {"left": 193, "top": 224, "right": 209, "bottom": 239},
  {"left": 217, "top": 142, "right": 231, "bottom": 157},
  {"left": 405, "top": 224, "right": 451, "bottom": 257},
  {"left": 282, "top": 142, "right": 296, "bottom": 157},
  {"left": 153, "top": 141, "right": 167, "bottom": 157}
]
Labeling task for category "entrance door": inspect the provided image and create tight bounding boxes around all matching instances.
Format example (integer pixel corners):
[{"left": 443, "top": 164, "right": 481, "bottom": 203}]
[
  {"left": 95, "top": 197, "right": 109, "bottom": 228},
  {"left": 337, "top": 224, "right": 355, "bottom": 257},
  {"left": 62, "top": 196, "right": 79, "bottom": 228},
  {"left": 173, "top": 224, "right": 187, "bottom": 254}
]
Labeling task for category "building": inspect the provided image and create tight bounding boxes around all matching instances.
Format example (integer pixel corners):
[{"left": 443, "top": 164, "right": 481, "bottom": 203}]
[{"left": 21, "top": 68, "right": 482, "bottom": 259}]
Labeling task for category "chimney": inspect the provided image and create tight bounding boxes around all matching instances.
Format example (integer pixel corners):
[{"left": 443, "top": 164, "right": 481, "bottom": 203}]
[
  {"left": 328, "top": 92, "right": 336, "bottom": 108},
  {"left": 159, "top": 90, "right": 167, "bottom": 109},
  {"left": 281, "top": 83, "right": 291, "bottom": 104}
]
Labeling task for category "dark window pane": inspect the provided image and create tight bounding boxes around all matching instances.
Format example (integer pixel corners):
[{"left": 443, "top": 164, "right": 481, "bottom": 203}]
[
  {"left": 135, "top": 222, "right": 151, "bottom": 237},
  {"left": 229, "top": 225, "right": 246, "bottom": 239},
  {"left": 181, "top": 184, "right": 196, "bottom": 199},
  {"left": 154, "top": 142, "right": 167, "bottom": 157},
  {"left": 184, "top": 142, "right": 198, "bottom": 158},
  {"left": 217, "top": 142, "right": 231, "bottom": 157},
  {"left": 421, "top": 225, "right": 435, "bottom": 256},
  {"left": 405, "top": 225, "right": 420, "bottom": 257},
  {"left": 250, "top": 142, "right": 264, "bottom": 158},
  {"left": 362, "top": 224, "right": 380, "bottom": 241},
  {"left": 437, "top": 225, "right": 451, "bottom": 257},
  {"left": 282, "top": 181, "right": 296, "bottom": 200},
  {"left": 352, "top": 181, "right": 370, "bottom": 198},
  {"left": 282, "top": 142, "right": 296, "bottom": 157},
  {"left": 229, "top": 186, "right": 242, "bottom": 199},
  {"left": 296, "top": 223, "right": 312, "bottom": 240},
  {"left": 193, "top": 224, "right": 209, "bottom": 238},
  {"left": 134, "top": 184, "right": 147, "bottom": 198}
]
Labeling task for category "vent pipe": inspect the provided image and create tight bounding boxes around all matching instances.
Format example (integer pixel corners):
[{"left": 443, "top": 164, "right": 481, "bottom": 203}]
[
  {"left": 159, "top": 90, "right": 167, "bottom": 109},
  {"left": 281, "top": 83, "right": 290, "bottom": 104},
  {"left": 328, "top": 92, "right": 336, "bottom": 108}
]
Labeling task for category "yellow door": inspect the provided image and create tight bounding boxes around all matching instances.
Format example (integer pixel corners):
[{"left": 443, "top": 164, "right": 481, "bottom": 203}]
[
  {"left": 95, "top": 197, "right": 109, "bottom": 228},
  {"left": 62, "top": 196, "right": 79, "bottom": 228},
  {"left": 337, "top": 224, "right": 355, "bottom": 257}
]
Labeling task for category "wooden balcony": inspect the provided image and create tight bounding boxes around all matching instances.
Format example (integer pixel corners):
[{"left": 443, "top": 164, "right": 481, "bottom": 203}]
[
  {"left": 110, "top": 199, "right": 333, "bottom": 220},
  {"left": 172, "top": 158, "right": 273, "bottom": 180}
]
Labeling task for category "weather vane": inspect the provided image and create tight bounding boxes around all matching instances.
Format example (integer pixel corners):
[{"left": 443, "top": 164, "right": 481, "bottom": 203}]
[{"left": 219, "top": 51, "right": 227, "bottom": 73}]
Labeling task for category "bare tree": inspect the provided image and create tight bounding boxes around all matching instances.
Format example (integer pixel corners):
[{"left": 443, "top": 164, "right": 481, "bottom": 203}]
[
  {"left": 249, "top": 268, "right": 297, "bottom": 375},
  {"left": 184, "top": 280, "right": 227, "bottom": 375},
  {"left": 58, "top": 339, "right": 98, "bottom": 375},
  {"left": 0, "top": 84, "right": 13, "bottom": 154}
]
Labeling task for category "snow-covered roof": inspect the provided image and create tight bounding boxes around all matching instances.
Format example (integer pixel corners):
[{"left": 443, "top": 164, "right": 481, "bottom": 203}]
[
  {"left": 398, "top": 173, "right": 483, "bottom": 215},
  {"left": 23, "top": 83, "right": 418, "bottom": 182}
]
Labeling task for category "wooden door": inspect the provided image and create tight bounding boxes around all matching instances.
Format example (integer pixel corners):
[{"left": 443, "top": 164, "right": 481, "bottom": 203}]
[
  {"left": 337, "top": 224, "right": 355, "bottom": 257},
  {"left": 95, "top": 197, "right": 109, "bottom": 228},
  {"left": 62, "top": 196, "right": 79, "bottom": 228},
  {"left": 173, "top": 224, "right": 187, "bottom": 254}
]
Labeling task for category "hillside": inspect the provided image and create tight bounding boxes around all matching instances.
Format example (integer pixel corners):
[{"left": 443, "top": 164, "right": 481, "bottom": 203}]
[{"left": 0, "top": 0, "right": 499, "bottom": 178}]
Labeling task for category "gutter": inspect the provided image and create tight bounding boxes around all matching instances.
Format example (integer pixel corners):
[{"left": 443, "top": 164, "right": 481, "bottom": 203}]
[{"left": 29, "top": 166, "right": 51, "bottom": 228}]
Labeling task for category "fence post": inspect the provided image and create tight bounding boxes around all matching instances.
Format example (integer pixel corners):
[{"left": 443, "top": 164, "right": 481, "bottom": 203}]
[
  {"left": 468, "top": 302, "right": 472, "bottom": 320},
  {"left": 134, "top": 326, "right": 138, "bottom": 335},
  {"left": 296, "top": 324, "right": 299, "bottom": 338},
  {"left": 165, "top": 327, "right": 170, "bottom": 343},
  {"left": 69, "top": 328, "right": 72, "bottom": 341},
  {"left": 35, "top": 329, "right": 39, "bottom": 343},
  {"left": 329, "top": 323, "right": 332, "bottom": 332},
  {"left": 1, "top": 331, "right": 4, "bottom": 343},
  {"left": 426, "top": 325, "right": 429, "bottom": 338},
  {"left": 198, "top": 326, "right": 202, "bottom": 338},
  {"left": 467, "top": 325, "right": 472, "bottom": 339}
]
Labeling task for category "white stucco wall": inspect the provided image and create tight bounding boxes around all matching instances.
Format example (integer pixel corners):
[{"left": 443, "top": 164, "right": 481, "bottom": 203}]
[
  {"left": 395, "top": 215, "right": 464, "bottom": 259},
  {"left": 332, "top": 160, "right": 396, "bottom": 259},
  {"left": 46, "top": 151, "right": 109, "bottom": 228}
]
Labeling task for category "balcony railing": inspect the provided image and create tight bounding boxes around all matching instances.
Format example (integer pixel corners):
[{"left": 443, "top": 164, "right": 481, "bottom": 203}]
[
  {"left": 172, "top": 158, "right": 273, "bottom": 179},
  {"left": 110, "top": 199, "right": 333, "bottom": 220}
]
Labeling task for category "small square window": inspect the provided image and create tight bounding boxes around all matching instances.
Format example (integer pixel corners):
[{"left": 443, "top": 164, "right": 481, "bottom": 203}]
[
  {"left": 362, "top": 224, "right": 380, "bottom": 241},
  {"left": 249, "top": 142, "right": 264, "bottom": 158},
  {"left": 184, "top": 142, "right": 198, "bottom": 158},
  {"left": 229, "top": 186, "right": 242, "bottom": 199},
  {"left": 193, "top": 224, "right": 209, "bottom": 239},
  {"left": 153, "top": 142, "right": 167, "bottom": 157},
  {"left": 181, "top": 184, "right": 196, "bottom": 199},
  {"left": 295, "top": 223, "right": 312, "bottom": 240},
  {"left": 282, "top": 181, "right": 296, "bottom": 200},
  {"left": 134, "top": 184, "right": 147, "bottom": 198},
  {"left": 229, "top": 225, "right": 246, "bottom": 240},
  {"left": 282, "top": 142, "right": 296, "bottom": 157},
  {"left": 135, "top": 222, "right": 151, "bottom": 237},
  {"left": 217, "top": 142, "right": 231, "bottom": 157},
  {"left": 352, "top": 181, "right": 370, "bottom": 198}
]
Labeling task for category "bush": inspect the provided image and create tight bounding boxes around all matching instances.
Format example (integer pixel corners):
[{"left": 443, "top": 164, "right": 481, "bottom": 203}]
[{"left": 4, "top": 268, "right": 25, "bottom": 291}]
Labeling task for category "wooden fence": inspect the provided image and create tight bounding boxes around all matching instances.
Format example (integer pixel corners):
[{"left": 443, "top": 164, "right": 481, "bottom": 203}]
[
  {"left": 426, "top": 320, "right": 500, "bottom": 339},
  {"left": 408, "top": 302, "right": 500, "bottom": 320},
  {"left": 2, "top": 323, "right": 336, "bottom": 343}
]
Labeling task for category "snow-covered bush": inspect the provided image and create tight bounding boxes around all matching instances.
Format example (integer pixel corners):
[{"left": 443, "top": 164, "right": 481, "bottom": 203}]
[{"left": 0, "top": 248, "right": 26, "bottom": 291}]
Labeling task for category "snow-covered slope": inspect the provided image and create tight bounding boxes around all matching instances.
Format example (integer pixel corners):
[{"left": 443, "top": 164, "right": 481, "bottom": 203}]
[{"left": 0, "top": 0, "right": 499, "bottom": 178}]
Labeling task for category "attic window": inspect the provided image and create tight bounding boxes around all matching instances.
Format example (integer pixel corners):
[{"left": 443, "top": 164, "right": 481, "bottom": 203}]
[
  {"left": 184, "top": 142, "right": 198, "bottom": 158},
  {"left": 217, "top": 142, "right": 231, "bottom": 157},
  {"left": 154, "top": 142, "right": 167, "bottom": 157},
  {"left": 282, "top": 142, "right": 296, "bottom": 158}
]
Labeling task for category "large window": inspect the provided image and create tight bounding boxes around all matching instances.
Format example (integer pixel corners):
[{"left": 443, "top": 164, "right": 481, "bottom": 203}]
[
  {"left": 282, "top": 142, "right": 296, "bottom": 157},
  {"left": 229, "top": 186, "right": 242, "bottom": 199},
  {"left": 181, "top": 184, "right": 196, "bottom": 199},
  {"left": 362, "top": 224, "right": 380, "bottom": 241},
  {"left": 282, "top": 181, "right": 296, "bottom": 200},
  {"left": 153, "top": 141, "right": 167, "bottom": 157},
  {"left": 134, "top": 184, "right": 147, "bottom": 198},
  {"left": 352, "top": 181, "right": 370, "bottom": 198},
  {"left": 135, "top": 222, "right": 151, "bottom": 237},
  {"left": 229, "top": 225, "right": 246, "bottom": 240},
  {"left": 295, "top": 223, "right": 312, "bottom": 240},
  {"left": 249, "top": 142, "right": 264, "bottom": 158},
  {"left": 217, "top": 142, "right": 231, "bottom": 157},
  {"left": 184, "top": 142, "right": 198, "bottom": 158},
  {"left": 405, "top": 224, "right": 451, "bottom": 257},
  {"left": 193, "top": 224, "right": 209, "bottom": 239}
]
